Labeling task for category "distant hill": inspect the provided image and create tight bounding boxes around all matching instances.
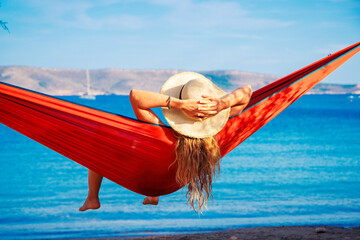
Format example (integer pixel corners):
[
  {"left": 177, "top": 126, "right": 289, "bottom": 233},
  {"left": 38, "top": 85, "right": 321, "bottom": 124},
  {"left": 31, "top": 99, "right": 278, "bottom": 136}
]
[{"left": 0, "top": 66, "right": 359, "bottom": 96}]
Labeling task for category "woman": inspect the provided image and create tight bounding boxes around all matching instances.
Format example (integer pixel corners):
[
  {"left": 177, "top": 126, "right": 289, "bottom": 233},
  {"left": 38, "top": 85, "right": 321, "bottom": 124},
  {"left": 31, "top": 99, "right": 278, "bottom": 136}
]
[{"left": 79, "top": 72, "right": 252, "bottom": 212}]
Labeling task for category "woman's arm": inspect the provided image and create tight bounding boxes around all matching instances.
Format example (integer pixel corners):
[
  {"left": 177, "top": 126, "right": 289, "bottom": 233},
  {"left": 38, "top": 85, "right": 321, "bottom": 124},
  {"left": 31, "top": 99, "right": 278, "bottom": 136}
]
[
  {"left": 199, "top": 85, "right": 253, "bottom": 117},
  {"left": 129, "top": 89, "right": 206, "bottom": 124},
  {"left": 225, "top": 85, "right": 253, "bottom": 116}
]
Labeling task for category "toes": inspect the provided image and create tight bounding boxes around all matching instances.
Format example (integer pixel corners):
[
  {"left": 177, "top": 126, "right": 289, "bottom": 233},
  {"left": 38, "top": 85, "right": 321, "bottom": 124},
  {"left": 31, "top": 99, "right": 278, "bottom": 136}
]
[
  {"left": 79, "top": 199, "right": 100, "bottom": 211},
  {"left": 143, "top": 197, "right": 159, "bottom": 205}
]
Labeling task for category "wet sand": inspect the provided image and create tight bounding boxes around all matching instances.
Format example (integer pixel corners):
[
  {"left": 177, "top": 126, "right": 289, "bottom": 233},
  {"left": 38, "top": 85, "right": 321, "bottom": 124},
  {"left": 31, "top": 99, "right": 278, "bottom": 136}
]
[{"left": 98, "top": 226, "right": 360, "bottom": 240}]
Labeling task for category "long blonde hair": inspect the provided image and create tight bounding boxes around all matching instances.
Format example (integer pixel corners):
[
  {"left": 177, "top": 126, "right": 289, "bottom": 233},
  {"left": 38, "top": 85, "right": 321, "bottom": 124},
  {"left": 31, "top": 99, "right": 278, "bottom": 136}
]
[{"left": 174, "top": 134, "right": 221, "bottom": 213}]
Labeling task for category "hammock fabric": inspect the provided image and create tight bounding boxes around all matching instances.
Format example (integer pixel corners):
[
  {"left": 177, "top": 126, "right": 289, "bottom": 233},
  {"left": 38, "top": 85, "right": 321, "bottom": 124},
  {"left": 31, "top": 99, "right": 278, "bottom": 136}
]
[{"left": 0, "top": 42, "right": 359, "bottom": 197}]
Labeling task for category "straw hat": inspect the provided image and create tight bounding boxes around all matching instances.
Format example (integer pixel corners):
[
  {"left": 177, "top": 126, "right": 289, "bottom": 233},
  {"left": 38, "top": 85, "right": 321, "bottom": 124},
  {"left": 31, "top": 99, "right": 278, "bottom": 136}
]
[{"left": 161, "top": 72, "right": 230, "bottom": 138}]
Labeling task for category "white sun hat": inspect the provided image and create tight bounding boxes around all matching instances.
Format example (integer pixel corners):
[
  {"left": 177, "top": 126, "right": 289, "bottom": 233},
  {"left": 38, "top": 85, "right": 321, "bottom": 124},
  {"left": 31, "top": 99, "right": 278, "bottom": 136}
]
[{"left": 160, "top": 72, "right": 230, "bottom": 138}]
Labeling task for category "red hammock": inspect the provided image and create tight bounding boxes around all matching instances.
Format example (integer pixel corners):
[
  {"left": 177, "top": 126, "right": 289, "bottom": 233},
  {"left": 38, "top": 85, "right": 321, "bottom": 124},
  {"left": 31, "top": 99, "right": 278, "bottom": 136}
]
[{"left": 0, "top": 42, "right": 359, "bottom": 197}]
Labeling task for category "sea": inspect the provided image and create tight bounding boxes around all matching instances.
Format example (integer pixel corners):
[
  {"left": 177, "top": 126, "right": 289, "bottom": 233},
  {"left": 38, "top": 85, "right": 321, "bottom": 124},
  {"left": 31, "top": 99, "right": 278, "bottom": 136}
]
[{"left": 0, "top": 94, "right": 359, "bottom": 239}]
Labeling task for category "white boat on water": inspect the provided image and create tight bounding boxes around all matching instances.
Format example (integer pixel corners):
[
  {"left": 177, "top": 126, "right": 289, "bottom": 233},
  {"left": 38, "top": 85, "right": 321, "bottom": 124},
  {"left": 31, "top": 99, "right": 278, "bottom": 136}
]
[{"left": 80, "top": 69, "right": 96, "bottom": 100}]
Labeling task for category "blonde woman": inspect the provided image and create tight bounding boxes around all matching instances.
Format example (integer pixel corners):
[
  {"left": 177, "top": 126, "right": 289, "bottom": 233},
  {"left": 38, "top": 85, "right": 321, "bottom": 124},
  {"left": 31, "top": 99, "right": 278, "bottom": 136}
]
[{"left": 79, "top": 72, "right": 252, "bottom": 212}]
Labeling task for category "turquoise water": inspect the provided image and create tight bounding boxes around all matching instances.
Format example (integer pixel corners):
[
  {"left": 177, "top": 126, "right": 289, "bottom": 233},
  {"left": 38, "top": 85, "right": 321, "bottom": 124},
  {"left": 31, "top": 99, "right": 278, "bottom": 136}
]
[{"left": 0, "top": 95, "right": 359, "bottom": 239}]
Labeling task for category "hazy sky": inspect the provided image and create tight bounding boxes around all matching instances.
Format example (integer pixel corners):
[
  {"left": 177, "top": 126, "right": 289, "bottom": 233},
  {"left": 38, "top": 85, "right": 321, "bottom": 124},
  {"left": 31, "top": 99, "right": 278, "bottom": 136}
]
[{"left": 1, "top": 0, "right": 359, "bottom": 84}]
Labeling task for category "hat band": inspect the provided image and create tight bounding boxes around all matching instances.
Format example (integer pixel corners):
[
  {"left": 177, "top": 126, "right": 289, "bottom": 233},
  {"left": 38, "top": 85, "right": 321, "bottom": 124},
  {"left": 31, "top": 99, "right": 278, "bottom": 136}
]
[{"left": 179, "top": 85, "right": 185, "bottom": 99}]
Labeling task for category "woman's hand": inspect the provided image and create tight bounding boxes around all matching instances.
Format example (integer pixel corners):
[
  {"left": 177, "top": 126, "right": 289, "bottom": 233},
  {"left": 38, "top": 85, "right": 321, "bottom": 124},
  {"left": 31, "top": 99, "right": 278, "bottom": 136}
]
[
  {"left": 180, "top": 99, "right": 204, "bottom": 120},
  {"left": 177, "top": 95, "right": 229, "bottom": 120},
  {"left": 197, "top": 95, "right": 228, "bottom": 118}
]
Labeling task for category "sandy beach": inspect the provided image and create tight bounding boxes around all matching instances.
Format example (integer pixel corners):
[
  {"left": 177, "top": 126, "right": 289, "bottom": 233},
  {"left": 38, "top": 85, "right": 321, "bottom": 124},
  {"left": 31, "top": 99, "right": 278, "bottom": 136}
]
[{"left": 96, "top": 226, "right": 360, "bottom": 240}]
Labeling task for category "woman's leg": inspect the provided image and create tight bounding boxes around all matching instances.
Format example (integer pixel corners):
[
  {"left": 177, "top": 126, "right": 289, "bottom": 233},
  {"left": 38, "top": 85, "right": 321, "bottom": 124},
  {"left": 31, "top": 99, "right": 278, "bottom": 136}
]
[
  {"left": 79, "top": 170, "right": 103, "bottom": 211},
  {"left": 80, "top": 91, "right": 162, "bottom": 211}
]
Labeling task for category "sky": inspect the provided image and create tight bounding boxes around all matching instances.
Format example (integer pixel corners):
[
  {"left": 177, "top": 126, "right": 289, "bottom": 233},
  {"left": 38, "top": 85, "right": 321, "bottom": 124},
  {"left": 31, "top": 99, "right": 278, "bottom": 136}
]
[{"left": 0, "top": 0, "right": 359, "bottom": 84}]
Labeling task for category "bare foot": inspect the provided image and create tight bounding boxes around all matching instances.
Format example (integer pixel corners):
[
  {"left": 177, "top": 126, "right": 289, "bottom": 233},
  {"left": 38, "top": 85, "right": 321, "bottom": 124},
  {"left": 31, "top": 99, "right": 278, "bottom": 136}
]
[
  {"left": 79, "top": 197, "right": 101, "bottom": 211},
  {"left": 143, "top": 196, "right": 159, "bottom": 205}
]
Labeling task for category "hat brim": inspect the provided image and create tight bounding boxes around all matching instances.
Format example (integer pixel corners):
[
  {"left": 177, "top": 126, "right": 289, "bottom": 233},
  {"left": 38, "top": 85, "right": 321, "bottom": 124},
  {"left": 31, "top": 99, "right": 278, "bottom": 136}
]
[{"left": 160, "top": 72, "right": 230, "bottom": 138}]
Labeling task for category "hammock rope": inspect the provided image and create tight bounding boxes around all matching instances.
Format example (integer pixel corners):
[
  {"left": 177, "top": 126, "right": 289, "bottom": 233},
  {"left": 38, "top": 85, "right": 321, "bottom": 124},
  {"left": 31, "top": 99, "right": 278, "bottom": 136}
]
[{"left": 1, "top": 42, "right": 359, "bottom": 196}]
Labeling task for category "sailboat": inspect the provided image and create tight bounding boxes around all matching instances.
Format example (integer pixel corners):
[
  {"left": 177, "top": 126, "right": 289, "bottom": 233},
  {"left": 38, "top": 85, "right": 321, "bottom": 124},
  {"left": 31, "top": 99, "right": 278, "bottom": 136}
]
[{"left": 80, "top": 69, "right": 96, "bottom": 100}]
